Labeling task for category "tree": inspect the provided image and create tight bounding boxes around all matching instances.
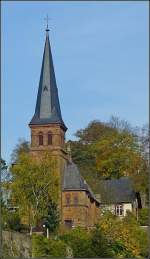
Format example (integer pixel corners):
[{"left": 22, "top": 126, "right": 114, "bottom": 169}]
[
  {"left": 69, "top": 120, "right": 117, "bottom": 189},
  {"left": 11, "top": 138, "right": 30, "bottom": 163},
  {"left": 71, "top": 118, "right": 148, "bottom": 195},
  {"left": 69, "top": 140, "right": 97, "bottom": 190},
  {"left": 43, "top": 200, "right": 59, "bottom": 235},
  {"left": 108, "top": 115, "right": 133, "bottom": 133},
  {"left": 1, "top": 159, "right": 11, "bottom": 212},
  {"left": 98, "top": 211, "right": 149, "bottom": 258},
  {"left": 75, "top": 119, "right": 117, "bottom": 144},
  {"left": 1, "top": 198, "right": 28, "bottom": 232},
  {"left": 1, "top": 158, "right": 10, "bottom": 182},
  {"left": 1, "top": 158, "right": 7, "bottom": 170},
  {"left": 92, "top": 129, "right": 144, "bottom": 179},
  {"left": 132, "top": 124, "right": 149, "bottom": 199},
  {"left": 138, "top": 123, "right": 149, "bottom": 161},
  {"left": 10, "top": 151, "right": 59, "bottom": 234}
]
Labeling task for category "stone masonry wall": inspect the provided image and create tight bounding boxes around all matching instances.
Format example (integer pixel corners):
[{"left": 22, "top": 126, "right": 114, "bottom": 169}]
[
  {"left": 62, "top": 191, "right": 100, "bottom": 228},
  {"left": 2, "top": 231, "right": 31, "bottom": 258}
]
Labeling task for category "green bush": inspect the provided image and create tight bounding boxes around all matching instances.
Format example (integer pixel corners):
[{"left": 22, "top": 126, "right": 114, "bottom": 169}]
[
  {"left": 3, "top": 211, "right": 26, "bottom": 232},
  {"left": 136, "top": 227, "right": 149, "bottom": 257},
  {"left": 138, "top": 208, "right": 149, "bottom": 226},
  {"left": 60, "top": 227, "right": 95, "bottom": 257},
  {"left": 91, "top": 225, "right": 114, "bottom": 257},
  {"left": 60, "top": 226, "right": 113, "bottom": 258},
  {"left": 32, "top": 214, "right": 149, "bottom": 258},
  {"left": 32, "top": 234, "right": 67, "bottom": 257}
]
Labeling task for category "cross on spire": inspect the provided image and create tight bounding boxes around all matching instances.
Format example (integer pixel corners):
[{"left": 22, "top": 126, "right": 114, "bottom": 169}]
[{"left": 44, "top": 15, "right": 50, "bottom": 32}]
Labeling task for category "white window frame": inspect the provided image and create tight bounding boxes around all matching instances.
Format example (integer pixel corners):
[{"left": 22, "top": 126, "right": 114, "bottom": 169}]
[{"left": 115, "top": 204, "right": 124, "bottom": 216}]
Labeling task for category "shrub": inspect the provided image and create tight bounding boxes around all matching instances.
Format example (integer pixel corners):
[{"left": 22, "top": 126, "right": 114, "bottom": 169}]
[
  {"left": 138, "top": 208, "right": 149, "bottom": 226},
  {"left": 32, "top": 234, "right": 67, "bottom": 257},
  {"left": 3, "top": 212, "right": 26, "bottom": 232},
  {"left": 60, "top": 227, "right": 95, "bottom": 257},
  {"left": 91, "top": 225, "right": 114, "bottom": 257}
]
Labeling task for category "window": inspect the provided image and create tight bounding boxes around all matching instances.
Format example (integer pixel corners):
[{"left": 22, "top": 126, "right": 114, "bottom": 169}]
[
  {"left": 74, "top": 195, "right": 78, "bottom": 205},
  {"left": 115, "top": 204, "right": 124, "bottom": 216},
  {"left": 66, "top": 194, "right": 71, "bottom": 205},
  {"left": 48, "top": 132, "right": 52, "bottom": 145},
  {"left": 39, "top": 132, "right": 43, "bottom": 146}
]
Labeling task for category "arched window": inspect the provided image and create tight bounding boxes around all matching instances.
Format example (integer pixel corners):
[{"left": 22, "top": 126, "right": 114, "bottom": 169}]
[
  {"left": 48, "top": 132, "right": 52, "bottom": 145},
  {"left": 39, "top": 132, "right": 43, "bottom": 146},
  {"left": 66, "top": 194, "right": 71, "bottom": 206},
  {"left": 74, "top": 195, "right": 78, "bottom": 205}
]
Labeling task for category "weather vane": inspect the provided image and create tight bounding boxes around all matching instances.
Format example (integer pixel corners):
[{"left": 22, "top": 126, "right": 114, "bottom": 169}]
[{"left": 44, "top": 14, "right": 50, "bottom": 31}]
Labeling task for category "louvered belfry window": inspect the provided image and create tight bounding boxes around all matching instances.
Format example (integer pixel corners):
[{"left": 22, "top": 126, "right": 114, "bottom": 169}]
[
  {"left": 48, "top": 132, "right": 52, "bottom": 145},
  {"left": 39, "top": 132, "right": 43, "bottom": 146}
]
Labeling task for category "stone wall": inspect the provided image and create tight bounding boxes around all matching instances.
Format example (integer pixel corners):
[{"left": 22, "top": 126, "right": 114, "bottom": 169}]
[
  {"left": 2, "top": 231, "right": 31, "bottom": 258},
  {"left": 62, "top": 191, "right": 100, "bottom": 228},
  {"left": 30, "top": 124, "right": 66, "bottom": 151}
]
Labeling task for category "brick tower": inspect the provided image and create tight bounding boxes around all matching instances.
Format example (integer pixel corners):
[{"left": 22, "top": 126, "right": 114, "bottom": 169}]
[{"left": 29, "top": 26, "right": 68, "bottom": 215}]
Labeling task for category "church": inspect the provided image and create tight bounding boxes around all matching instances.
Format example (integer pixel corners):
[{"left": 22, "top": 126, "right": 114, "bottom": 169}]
[
  {"left": 28, "top": 26, "right": 100, "bottom": 229},
  {"left": 10, "top": 21, "right": 141, "bottom": 232},
  {"left": 3, "top": 25, "right": 141, "bottom": 229}
]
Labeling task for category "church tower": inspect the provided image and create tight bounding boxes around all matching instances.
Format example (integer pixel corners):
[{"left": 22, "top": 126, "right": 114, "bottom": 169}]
[
  {"left": 28, "top": 24, "right": 101, "bottom": 228},
  {"left": 29, "top": 26, "right": 67, "bottom": 173}
]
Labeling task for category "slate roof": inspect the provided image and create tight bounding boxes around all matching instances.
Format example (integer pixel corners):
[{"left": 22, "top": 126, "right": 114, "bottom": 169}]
[
  {"left": 97, "top": 177, "right": 136, "bottom": 204},
  {"left": 62, "top": 162, "right": 100, "bottom": 204},
  {"left": 29, "top": 31, "right": 67, "bottom": 131}
]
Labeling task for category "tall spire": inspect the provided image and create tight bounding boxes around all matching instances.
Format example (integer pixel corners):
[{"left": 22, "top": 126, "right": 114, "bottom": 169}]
[{"left": 29, "top": 26, "right": 67, "bottom": 131}]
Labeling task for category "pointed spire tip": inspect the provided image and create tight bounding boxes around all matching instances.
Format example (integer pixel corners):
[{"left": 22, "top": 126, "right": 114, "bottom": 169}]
[{"left": 45, "top": 15, "right": 50, "bottom": 33}]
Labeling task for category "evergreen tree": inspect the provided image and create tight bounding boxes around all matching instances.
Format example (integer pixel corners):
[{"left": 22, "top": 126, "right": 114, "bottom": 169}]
[{"left": 43, "top": 200, "right": 59, "bottom": 234}]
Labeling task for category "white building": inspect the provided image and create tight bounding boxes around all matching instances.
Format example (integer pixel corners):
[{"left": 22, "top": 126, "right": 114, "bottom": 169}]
[{"left": 95, "top": 177, "right": 140, "bottom": 217}]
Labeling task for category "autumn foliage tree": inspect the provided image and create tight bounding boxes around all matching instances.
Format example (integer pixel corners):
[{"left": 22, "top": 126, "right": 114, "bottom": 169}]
[
  {"left": 70, "top": 117, "right": 148, "bottom": 195},
  {"left": 11, "top": 138, "right": 30, "bottom": 163},
  {"left": 98, "top": 211, "right": 148, "bottom": 257},
  {"left": 10, "top": 151, "right": 59, "bottom": 234},
  {"left": 92, "top": 130, "right": 144, "bottom": 178}
]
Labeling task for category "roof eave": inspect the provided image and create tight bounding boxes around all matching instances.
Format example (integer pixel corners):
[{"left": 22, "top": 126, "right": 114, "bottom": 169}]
[{"left": 29, "top": 121, "right": 67, "bottom": 131}]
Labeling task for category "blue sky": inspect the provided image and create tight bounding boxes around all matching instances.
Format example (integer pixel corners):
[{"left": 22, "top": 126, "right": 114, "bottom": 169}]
[{"left": 2, "top": 1, "right": 149, "bottom": 164}]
